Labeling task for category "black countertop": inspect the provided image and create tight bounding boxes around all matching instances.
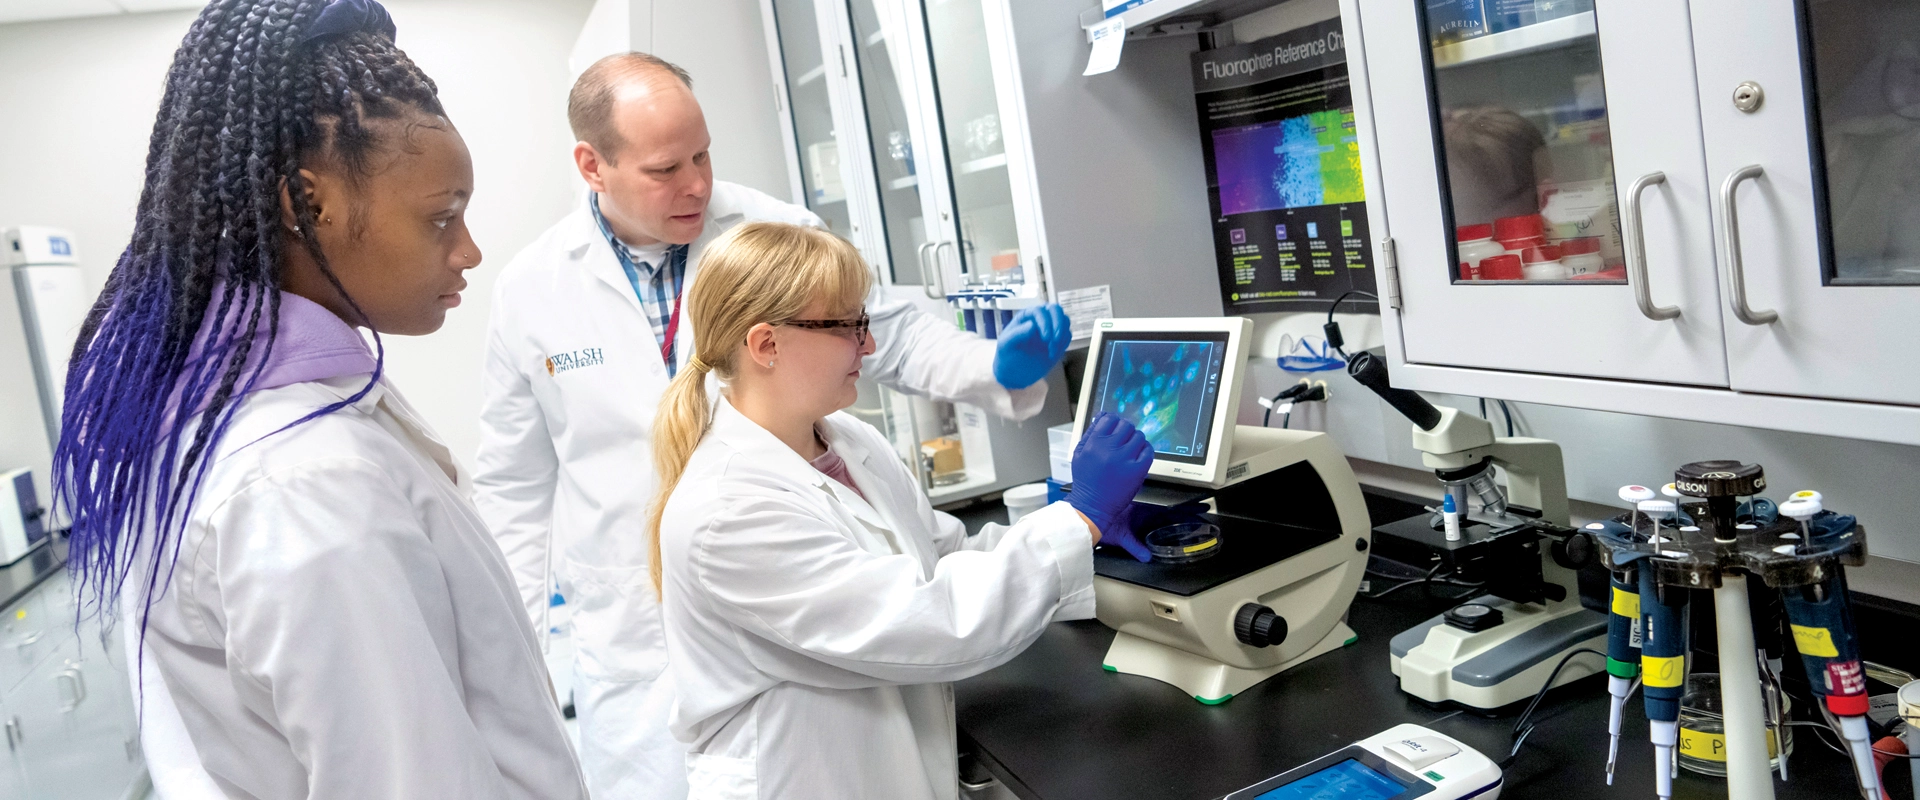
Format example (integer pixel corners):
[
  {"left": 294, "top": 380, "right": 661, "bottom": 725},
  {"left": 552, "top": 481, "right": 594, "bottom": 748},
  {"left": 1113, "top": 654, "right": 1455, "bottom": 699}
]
[
  {"left": 948, "top": 497, "right": 1888, "bottom": 800},
  {"left": 0, "top": 538, "right": 65, "bottom": 611}
]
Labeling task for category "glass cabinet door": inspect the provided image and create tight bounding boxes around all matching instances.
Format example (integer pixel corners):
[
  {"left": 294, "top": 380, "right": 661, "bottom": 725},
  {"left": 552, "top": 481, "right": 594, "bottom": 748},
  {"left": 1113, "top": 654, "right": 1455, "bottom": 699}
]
[
  {"left": 1424, "top": 2, "right": 1623, "bottom": 286},
  {"left": 846, "top": 0, "right": 939, "bottom": 288},
  {"left": 1355, "top": 0, "right": 1729, "bottom": 386},
  {"left": 919, "top": 0, "right": 1028, "bottom": 292},
  {"left": 770, "top": 0, "right": 859, "bottom": 242},
  {"left": 1691, "top": 0, "right": 1920, "bottom": 405}
]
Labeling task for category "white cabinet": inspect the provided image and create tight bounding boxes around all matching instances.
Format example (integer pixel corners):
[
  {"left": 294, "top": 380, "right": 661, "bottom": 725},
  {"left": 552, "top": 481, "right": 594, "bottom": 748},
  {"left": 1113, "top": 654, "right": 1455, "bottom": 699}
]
[
  {"left": 1, "top": 572, "right": 144, "bottom": 800},
  {"left": 1344, "top": 0, "right": 1920, "bottom": 443},
  {"left": 1689, "top": 0, "right": 1920, "bottom": 405},
  {"left": 765, "top": 0, "right": 1069, "bottom": 504}
]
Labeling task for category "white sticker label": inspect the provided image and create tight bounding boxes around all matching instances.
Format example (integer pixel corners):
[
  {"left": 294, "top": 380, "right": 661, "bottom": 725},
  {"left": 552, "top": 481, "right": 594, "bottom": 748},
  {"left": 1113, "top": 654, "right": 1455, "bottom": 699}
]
[
  {"left": 1083, "top": 17, "right": 1126, "bottom": 76},
  {"left": 1058, "top": 284, "right": 1113, "bottom": 341}
]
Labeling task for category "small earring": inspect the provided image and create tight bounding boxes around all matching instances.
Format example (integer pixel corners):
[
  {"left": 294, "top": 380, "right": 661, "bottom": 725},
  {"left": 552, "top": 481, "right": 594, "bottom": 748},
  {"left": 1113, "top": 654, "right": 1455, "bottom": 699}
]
[
  {"left": 323, "top": 217, "right": 332, "bottom": 225},
  {"left": 292, "top": 224, "right": 301, "bottom": 234},
  {"left": 768, "top": 359, "right": 776, "bottom": 368}
]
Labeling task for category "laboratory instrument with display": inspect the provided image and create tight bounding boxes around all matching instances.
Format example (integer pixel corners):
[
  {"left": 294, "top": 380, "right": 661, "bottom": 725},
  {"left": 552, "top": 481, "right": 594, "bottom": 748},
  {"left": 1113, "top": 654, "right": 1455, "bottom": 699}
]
[
  {"left": 1071, "top": 317, "right": 1372, "bottom": 704},
  {"left": 1220, "top": 723, "right": 1503, "bottom": 800}
]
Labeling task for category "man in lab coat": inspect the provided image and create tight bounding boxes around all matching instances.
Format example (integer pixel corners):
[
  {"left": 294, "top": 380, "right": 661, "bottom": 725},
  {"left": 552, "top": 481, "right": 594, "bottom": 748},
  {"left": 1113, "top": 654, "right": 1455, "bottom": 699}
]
[{"left": 473, "top": 53, "right": 1072, "bottom": 800}]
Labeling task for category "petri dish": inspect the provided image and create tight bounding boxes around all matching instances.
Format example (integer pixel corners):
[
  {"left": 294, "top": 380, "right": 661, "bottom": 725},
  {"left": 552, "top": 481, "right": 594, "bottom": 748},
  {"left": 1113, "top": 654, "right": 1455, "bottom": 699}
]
[{"left": 1146, "top": 523, "right": 1223, "bottom": 564}]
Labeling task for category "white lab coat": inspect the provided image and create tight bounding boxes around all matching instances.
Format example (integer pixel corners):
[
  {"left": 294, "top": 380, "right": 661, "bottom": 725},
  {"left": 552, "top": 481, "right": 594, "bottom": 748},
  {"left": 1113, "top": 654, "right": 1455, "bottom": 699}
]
[
  {"left": 134, "top": 373, "right": 587, "bottom": 799},
  {"left": 659, "top": 399, "right": 1094, "bottom": 800},
  {"left": 473, "top": 180, "right": 1046, "bottom": 799}
]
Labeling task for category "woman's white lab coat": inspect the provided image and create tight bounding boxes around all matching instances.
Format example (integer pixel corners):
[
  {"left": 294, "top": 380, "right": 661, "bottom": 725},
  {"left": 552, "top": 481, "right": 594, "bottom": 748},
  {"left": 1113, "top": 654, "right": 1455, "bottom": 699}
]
[
  {"left": 473, "top": 181, "right": 1045, "bottom": 799},
  {"left": 658, "top": 399, "right": 1095, "bottom": 800},
  {"left": 134, "top": 372, "right": 587, "bottom": 799}
]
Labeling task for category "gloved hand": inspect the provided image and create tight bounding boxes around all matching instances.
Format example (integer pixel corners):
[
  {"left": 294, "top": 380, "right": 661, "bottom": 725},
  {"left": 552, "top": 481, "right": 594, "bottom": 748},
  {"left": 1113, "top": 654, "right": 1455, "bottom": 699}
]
[
  {"left": 1067, "top": 413, "right": 1155, "bottom": 561},
  {"left": 993, "top": 304, "right": 1072, "bottom": 390}
]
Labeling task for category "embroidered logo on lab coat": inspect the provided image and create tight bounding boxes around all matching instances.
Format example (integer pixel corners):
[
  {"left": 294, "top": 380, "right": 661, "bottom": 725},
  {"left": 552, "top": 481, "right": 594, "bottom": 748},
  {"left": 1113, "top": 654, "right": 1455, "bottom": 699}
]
[{"left": 545, "top": 348, "right": 606, "bottom": 376}]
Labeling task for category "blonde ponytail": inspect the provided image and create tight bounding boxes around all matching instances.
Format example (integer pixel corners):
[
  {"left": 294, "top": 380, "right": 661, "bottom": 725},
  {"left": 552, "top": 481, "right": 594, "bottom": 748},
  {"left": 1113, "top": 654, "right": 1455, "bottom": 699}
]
[{"left": 646, "top": 222, "right": 871, "bottom": 596}]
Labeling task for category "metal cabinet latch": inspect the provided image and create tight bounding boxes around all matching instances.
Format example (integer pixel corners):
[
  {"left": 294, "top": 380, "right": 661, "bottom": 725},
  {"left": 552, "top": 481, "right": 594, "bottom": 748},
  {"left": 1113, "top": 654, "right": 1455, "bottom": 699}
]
[{"left": 1733, "top": 81, "right": 1764, "bottom": 113}]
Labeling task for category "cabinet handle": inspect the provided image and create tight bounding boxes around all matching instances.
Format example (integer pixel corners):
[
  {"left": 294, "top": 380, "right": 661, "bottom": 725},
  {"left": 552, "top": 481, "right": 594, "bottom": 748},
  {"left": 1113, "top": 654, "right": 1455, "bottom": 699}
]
[
  {"left": 1624, "top": 172, "right": 1682, "bottom": 321},
  {"left": 923, "top": 241, "right": 953, "bottom": 300},
  {"left": 5, "top": 716, "right": 19, "bottom": 751},
  {"left": 1718, "top": 164, "right": 1779, "bottom": 325},
  {"left": 56, "top": 667, "right": 84, "bottom": 709},
  {"left": 917, "top": 241, "right": 941, "bottom": 299}
]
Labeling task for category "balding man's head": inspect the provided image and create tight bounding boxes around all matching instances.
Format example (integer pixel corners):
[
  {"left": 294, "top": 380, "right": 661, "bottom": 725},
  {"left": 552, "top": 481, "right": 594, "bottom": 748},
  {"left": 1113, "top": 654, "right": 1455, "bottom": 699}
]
[
  {"left": 570, "top": 52, "right": 694, "bottom": 165},
  {"left": 569, "top": 52, "right": 714, "bottom": 246}
]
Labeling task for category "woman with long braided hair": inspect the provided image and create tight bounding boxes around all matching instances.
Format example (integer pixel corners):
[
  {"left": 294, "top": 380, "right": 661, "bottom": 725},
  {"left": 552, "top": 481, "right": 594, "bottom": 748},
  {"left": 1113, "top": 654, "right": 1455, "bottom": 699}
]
[{"left": 53, "top": 1, "right": 588, "bottom": 795}]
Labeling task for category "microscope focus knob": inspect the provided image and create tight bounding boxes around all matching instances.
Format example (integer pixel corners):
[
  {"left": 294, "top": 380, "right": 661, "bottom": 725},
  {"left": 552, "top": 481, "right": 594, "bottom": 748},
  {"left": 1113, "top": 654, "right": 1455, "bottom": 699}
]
[
  {"left": 1552, "top": 529, "right": 1598, "bottom": 570},
  {"left": 1673, "top": 460, "right": 1766, "bottom": 499},
  {"left": 1234, "top": 603, "right": 1288, "bottom": 648}
]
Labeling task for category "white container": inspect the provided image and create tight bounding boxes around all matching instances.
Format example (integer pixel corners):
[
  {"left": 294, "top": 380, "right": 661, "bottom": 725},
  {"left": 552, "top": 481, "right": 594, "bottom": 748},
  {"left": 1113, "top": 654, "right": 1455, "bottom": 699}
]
[
  {"left": 1560, "top": 237, "right": 1606, "bottom": 276},
  {"left": 1459, "top": 235, "right": 1505, "bottom": 276},
  {"left": 1522, "top": 260, "right": 1571, "bottom": 280},
  {"left": 1003, "top": 482, "right": 1051, "bottom": 525},
  {"left": 1047, "top": 423, "right": 1074, "bottom": 484}
]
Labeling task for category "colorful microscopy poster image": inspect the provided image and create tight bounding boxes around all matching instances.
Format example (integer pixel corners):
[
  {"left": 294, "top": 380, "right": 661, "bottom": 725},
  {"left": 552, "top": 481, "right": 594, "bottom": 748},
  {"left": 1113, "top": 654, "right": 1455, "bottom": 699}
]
[
  {"left": 1212, "top": 110, "right": 1367, "bottom": 216},
  {"left": 1090, "top": 337, "right": 1226, "bottom": 462},
  {"left": 1193, "top": 18, "right": 1376, "bottom": 313}
]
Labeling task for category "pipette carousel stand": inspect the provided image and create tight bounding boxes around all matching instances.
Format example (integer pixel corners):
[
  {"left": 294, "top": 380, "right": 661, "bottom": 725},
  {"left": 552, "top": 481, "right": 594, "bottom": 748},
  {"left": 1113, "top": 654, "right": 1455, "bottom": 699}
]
[{"left": 1591, "top": 461, "right": 1874, "bottom": 800}]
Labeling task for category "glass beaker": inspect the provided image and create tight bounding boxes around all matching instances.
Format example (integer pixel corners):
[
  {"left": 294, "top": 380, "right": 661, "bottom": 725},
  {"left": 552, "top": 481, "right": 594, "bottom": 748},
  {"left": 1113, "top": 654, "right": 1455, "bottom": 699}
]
[{"left": 1677, "top": 672, "right": 1793, "bottom": 776}]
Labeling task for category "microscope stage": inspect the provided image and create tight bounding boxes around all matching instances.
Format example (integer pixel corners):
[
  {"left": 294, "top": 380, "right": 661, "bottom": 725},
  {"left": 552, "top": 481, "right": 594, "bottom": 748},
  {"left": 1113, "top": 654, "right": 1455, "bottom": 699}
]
[{"left": 1094, "top": 513, "right": 1339, "bottom": 597}]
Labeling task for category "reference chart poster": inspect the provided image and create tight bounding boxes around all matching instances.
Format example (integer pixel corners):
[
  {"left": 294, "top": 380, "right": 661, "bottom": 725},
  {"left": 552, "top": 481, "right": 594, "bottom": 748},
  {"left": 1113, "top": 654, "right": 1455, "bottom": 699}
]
[{"left": 1193, "top": 20, "right": 1376, "bottom": 313}]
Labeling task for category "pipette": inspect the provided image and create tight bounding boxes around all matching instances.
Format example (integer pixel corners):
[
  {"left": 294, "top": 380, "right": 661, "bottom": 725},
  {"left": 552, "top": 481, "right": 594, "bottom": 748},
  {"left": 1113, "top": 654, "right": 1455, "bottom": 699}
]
[
  {"left": 1619, "top": 485, "right": 1654, "bottom": 530},
  {"left": 1779, "top": 491, "right": 1822, "bottom": 553},
  {"left": 1776, "top": 496, "right": 1877, "bottom": 798},
  {"left": 1639, "top": 561, "right": 1687, "bottom": 800},
  {"left": 1588, "top": 520, "right": 1641, "bottom": 786},
  {"left": 1638, "top": 499, "right": 1676, "bottom": 544}
]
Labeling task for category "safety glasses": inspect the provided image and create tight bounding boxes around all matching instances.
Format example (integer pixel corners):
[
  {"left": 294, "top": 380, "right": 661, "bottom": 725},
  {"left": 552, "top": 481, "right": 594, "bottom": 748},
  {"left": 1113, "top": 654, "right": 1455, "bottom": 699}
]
[{"left": 780, "top": 310, "right": 869, "bottom": 347}]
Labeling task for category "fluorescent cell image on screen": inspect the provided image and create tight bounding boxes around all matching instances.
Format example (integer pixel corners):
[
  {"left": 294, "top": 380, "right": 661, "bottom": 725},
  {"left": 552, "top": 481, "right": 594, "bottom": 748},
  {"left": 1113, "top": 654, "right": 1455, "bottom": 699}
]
[
  {"left": 1211, "top": 109, "right": 1365, "bottom": 216},
  {"left": 1254, "top": 759, "right": 1411, "bottom": 800},
  {"left": 1090, "top": 339, "right": 1224, "bottom": 460}
]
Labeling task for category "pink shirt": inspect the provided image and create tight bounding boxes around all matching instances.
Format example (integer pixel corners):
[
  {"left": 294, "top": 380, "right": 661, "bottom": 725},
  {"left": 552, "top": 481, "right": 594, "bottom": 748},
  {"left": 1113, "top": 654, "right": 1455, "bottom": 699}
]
[{"left": 809, "top": 444, "right": 866, "bottom": 501}]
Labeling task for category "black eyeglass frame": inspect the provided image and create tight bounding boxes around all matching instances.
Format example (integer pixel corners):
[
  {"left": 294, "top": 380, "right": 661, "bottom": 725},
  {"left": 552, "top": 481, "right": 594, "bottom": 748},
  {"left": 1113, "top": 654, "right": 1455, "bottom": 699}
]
[{"left": 778, "top": 311, "right": 870, "bottom": 346}]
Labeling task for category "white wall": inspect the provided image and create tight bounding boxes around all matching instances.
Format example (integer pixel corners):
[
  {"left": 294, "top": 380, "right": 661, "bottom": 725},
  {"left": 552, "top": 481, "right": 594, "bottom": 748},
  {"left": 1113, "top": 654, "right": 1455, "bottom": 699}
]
[
  {"left": 0, "top": 10, "right": 198, "bottom": 504},
  {"left": 376, "top": 0, "right": 595, "bottom": 464},
  {"left": 631, "top": 0, "right": 794, "bottom": 200},
  {"left": 0, "top": 0, "right": 594, "bottom": 485}
]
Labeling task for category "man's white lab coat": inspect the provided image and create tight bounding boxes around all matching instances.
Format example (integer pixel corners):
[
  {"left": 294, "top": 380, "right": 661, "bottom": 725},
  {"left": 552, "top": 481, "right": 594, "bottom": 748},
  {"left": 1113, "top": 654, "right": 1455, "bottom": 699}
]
[
  {"left": 472, "top": 180, "right": 1045, "bottom": 798},
  {"left": 659, "top": 399, "right": 1094, "bottom": 800},
  {"left": 136, "top": 373, "right": 587, "bottom": 799}
]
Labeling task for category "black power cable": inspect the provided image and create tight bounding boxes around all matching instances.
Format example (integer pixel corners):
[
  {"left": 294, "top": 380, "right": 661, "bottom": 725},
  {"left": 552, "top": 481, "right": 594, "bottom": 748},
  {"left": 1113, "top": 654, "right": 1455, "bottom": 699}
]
[
  {"left": 1323, "top": 290, "right": 1380, "bottom": 360},
  {"left": 1502, "top": 647, "right": 1608, "bottom": 768}
]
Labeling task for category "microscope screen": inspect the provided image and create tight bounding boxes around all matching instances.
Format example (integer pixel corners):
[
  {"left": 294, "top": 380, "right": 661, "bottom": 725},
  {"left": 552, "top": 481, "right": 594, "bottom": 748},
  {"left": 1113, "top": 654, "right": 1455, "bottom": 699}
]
[
  {"left": 1253, "top": 759, "right": 1410, "bottom": 800},
  {"left": 1088, "top": 332, "right": 1230, "bottom": 466}
]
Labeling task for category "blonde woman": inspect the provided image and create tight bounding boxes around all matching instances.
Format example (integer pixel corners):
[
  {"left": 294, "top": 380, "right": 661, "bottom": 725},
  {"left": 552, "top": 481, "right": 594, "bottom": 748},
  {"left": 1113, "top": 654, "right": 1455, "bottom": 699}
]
[{"left": 649, "top": 222, "right": 1153, "bottom": 799}]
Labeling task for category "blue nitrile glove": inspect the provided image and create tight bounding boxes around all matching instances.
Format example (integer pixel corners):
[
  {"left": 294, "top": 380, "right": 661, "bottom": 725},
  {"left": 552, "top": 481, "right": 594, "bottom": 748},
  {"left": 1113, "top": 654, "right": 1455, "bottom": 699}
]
[
  {"left": 993, "top": 304, "right": 1072, "bottom": 390},
  {"left": 1068, "top": 413, "right": 1155, "bottom": 561}
]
